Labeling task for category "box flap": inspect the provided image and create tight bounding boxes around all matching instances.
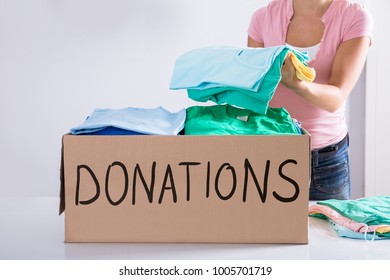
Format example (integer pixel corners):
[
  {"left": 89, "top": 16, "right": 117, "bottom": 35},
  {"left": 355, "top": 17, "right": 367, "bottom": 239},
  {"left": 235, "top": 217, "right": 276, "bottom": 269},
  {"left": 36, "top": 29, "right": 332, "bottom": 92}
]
[{"left": 59, "top": 135, "right": 66, "bottom": 215}]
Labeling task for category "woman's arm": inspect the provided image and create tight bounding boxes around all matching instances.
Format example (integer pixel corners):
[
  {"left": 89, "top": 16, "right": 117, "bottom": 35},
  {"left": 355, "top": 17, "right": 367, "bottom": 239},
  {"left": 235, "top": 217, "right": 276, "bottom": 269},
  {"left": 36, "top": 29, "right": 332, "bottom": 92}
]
[
  {"left": 248, "top": 35, "right": 371, "bottom": 113},
  {"left": 281, "top": 37, "right": 371, "bottom": 113},
  {"left": 247, "top": 36, "right": 264, "bottom": 48}
]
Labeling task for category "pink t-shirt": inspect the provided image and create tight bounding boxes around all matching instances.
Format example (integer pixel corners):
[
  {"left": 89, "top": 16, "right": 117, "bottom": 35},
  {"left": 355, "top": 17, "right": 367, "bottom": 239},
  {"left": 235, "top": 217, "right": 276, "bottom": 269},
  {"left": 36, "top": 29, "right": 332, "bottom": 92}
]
[{"left": 247, "top": 0, "right": 373, "bottom": 149}]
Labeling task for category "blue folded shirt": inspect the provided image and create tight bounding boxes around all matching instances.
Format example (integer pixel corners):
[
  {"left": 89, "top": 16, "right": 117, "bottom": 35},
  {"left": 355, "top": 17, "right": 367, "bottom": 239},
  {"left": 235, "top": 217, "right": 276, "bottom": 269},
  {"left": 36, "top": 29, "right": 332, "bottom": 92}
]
[
  {"left": 70, "top": 107, "right": 186, "bottom": 135},
  {"left": 169, "top": 45, "right": 310, "bottom": 114}
]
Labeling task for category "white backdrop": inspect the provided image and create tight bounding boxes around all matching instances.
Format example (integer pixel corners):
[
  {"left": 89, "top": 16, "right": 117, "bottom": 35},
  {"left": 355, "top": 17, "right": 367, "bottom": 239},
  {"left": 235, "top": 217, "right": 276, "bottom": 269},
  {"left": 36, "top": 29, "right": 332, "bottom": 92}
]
[
  {"left": 0, "top": 0, "right": 268, "bottom": 197},
  {"left": 365, "top": 0, "right": 390, "bottom": 196},
  {"left": 0, "top": 0, "right": 368, "bottom": 198}
]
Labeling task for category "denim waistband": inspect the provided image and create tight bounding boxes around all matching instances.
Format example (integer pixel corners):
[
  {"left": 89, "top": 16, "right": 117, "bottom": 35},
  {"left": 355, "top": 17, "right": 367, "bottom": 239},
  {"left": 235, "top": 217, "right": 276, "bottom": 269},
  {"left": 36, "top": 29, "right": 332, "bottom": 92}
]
[{"left": 313, "top": 133, "right": 349, "bottom": 154}]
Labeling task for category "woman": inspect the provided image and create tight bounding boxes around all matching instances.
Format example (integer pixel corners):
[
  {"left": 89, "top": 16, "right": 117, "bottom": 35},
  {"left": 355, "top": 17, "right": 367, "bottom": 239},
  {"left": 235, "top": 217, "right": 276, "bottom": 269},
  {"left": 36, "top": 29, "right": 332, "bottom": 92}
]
[{"left": 247, "top": 0, "right": 373, "bottom": 200}]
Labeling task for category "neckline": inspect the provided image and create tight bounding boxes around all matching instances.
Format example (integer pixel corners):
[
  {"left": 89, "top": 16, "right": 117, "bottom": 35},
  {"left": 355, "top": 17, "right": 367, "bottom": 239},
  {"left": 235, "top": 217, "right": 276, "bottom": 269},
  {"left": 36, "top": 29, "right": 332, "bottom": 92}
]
[
  {"left": 286, "top": 43, "right": 321, "bottom": 62},
  {"left": 287, "top": 0, "right": 338, "bottom": 24},
  {"left": 285, "top": 0, "right": 339, "bottom": 62},
  {"left": 216, "top": 105, "right": 253, "bottom": 121},
  {"left": 321, "top": 0, "right": 339, "bottom": 23},
  {"left": 286, "top": 42, "right": 321, "bottom": 50}
]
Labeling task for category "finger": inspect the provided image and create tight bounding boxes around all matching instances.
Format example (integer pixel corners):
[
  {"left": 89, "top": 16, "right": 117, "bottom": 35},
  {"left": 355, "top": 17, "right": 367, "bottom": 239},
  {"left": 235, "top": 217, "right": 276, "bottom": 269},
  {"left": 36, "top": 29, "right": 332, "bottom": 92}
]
[{"left": 283, "top": 52, "right": 291, "bottom": 65}]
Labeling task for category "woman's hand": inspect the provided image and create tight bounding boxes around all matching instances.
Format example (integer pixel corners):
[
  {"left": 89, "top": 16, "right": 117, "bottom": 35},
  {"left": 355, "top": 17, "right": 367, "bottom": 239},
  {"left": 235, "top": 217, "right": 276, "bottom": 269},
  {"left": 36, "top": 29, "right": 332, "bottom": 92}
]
[{"left": 280, "top": 53, "right": 303, "bottom": 91}]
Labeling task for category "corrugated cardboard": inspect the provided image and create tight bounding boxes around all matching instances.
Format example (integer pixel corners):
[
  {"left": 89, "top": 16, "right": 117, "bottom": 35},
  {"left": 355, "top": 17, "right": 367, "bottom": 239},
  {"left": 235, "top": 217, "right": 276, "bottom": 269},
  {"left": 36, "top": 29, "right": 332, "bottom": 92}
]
[{"left": 60, "top": 134, "right": 310, "bottom": 243}]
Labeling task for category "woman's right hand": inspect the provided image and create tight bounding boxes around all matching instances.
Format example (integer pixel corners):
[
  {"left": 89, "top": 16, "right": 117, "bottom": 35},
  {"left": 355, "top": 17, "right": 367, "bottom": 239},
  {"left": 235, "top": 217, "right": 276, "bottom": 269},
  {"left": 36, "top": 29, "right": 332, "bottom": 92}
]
[{"left": 280, "top": 53, "right": 303, "bottom": 91}]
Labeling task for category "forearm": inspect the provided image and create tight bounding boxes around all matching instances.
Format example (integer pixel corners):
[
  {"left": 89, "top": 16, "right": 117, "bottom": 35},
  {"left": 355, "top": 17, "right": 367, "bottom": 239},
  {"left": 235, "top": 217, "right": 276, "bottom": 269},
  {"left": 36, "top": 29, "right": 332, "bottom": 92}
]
[
  {"left": 282, "top": 37, "right": 370, "bottom": 113},
  {"left": 248, "top": 36, "right": 370, "bottom": 113},
  {"left": 288, "top": 80, "right": 345, "bottom": 113}
]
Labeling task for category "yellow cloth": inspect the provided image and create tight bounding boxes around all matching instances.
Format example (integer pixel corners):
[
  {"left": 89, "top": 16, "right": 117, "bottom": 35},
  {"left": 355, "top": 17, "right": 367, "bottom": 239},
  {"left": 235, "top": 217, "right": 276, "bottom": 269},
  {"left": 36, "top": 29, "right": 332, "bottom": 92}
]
[
  {"left": 376, "top": 226, "right": 390, "bottom": 234},
  {"left": 289, "top": 51, "right": 316, "bottom": 82}
]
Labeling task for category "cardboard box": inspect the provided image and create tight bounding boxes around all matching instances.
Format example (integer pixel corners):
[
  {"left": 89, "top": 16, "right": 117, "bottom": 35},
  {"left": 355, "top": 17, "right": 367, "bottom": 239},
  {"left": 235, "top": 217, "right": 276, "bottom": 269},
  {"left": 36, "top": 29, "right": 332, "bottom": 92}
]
[{"left": 60, "top": 133, "right": 310, "bottom": 243}]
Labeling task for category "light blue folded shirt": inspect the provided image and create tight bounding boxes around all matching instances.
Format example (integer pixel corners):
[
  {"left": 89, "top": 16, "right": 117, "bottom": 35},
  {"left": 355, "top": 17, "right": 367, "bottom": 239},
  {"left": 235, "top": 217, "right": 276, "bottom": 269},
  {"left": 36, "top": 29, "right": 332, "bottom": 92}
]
[
  {"left": 170, "top": 45, "right": 287, "bottom": 91},
  {"left": 169, "top": 45, "right": 310, "bottom": 114},
  {"left": 70, "top": 107, "right": 186, "bottom": 135},
  {"left": 329, "top": 220, "right": 387, "bottom": 240}
]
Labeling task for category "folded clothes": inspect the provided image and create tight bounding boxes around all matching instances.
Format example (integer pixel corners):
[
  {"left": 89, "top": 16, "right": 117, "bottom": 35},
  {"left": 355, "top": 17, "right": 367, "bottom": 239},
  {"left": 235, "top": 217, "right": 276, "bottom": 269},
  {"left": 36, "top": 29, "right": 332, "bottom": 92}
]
[
  {"left": 170, "top": 45, "right": 315, "bottom": 114},
  {"left": 316, "top": 196, "right": 390, "bottom": 226},
  {"left": 82, "top": 126, "right": 144, "bottom": 135},
  {"left": 309, "top": 203, "right": 390, "bottom": 235},
  {"left": 184, "top": 105, "right": 302, "bottom": 135},
  {"left": 309, "top": 196, "right": 390, "bottom": 240},
  {"left": 329, "top": 220, "right": 388, "bottom": 241},
  {"left": 289, "top": 51, "right": 316, "bottom": 82},
  {"left": 70, "top": 106, "right": 186, "bottom": 135}
]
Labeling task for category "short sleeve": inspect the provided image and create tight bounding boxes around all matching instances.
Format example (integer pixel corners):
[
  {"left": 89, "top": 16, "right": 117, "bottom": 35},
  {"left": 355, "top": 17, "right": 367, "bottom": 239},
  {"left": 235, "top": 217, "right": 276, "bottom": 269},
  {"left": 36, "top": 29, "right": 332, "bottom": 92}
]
[
  {"left": 247, "top": 7, "right": 267, "bottom": 43},
  {"left": 343, "top": 5, "right": 374, "bottom": 44}
]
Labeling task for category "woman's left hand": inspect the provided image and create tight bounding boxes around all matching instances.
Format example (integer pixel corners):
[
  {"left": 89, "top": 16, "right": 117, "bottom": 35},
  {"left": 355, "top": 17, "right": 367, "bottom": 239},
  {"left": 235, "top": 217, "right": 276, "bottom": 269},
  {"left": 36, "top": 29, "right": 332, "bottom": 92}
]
[{"left": 280, "top": 53, "right": 302, "bottom": 91}]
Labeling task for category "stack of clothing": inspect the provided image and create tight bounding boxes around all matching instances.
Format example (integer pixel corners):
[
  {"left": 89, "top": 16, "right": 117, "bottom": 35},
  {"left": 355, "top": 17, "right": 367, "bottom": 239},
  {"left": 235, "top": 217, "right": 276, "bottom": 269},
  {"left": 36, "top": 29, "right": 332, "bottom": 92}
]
[
  {"left": 184, "top": 105, "right": 301, "bottom": 135},
  {"left": 70, "top": 105, "right": 301, "bottom": 136},
  {"left": 70, "top": 107, "right": 186, "bottom": 136},
  {"left": 309, "top": 196, "right": 390, "bottom": 240},
  {"left": 169, "top": 45, "right": 315, "bottom": 115},
  {"left": 71, "top": 45, "right": 314, "bottom": 137}
]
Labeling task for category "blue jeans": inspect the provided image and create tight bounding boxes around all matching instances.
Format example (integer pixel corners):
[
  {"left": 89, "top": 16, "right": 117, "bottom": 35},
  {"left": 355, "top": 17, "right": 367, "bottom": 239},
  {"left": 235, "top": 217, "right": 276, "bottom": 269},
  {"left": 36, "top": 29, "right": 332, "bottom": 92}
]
[{"left": 310, "top": 134, "right": 350, "bottom": 200}]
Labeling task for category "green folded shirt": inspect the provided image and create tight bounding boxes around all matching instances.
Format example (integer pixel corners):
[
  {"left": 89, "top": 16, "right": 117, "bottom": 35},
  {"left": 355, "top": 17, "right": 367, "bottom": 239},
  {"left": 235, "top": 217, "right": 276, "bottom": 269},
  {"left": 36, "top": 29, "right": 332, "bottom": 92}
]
[
  {"left": 186, "top": 48, "right": 290, "bottom": 115},
  {"left": 184, "top": 105, "right": 301, "bottom": 135}
]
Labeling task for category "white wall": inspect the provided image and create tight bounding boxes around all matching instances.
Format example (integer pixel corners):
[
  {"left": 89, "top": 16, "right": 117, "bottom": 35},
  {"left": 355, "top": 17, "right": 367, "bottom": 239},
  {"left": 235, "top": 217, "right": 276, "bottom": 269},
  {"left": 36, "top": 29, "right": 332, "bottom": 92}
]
[
  {"left": 365, "top": 0, "right": 390, "bottom": 196},
  {"left": 336, "top": 0, "right": 368, "bottom": 199},
  {"left": 0, "top": 0, "right": 268, "bottom": 197},
  {"left": 0, "top": 0, "right": 369, "bottom": 198}
]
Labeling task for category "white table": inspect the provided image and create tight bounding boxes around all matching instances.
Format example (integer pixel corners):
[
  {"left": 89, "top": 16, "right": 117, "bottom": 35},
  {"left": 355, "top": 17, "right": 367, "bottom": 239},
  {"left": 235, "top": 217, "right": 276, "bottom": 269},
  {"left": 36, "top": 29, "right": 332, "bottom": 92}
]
[{"left": 0, "top": 197, "right": 389, "bottom": 260}]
